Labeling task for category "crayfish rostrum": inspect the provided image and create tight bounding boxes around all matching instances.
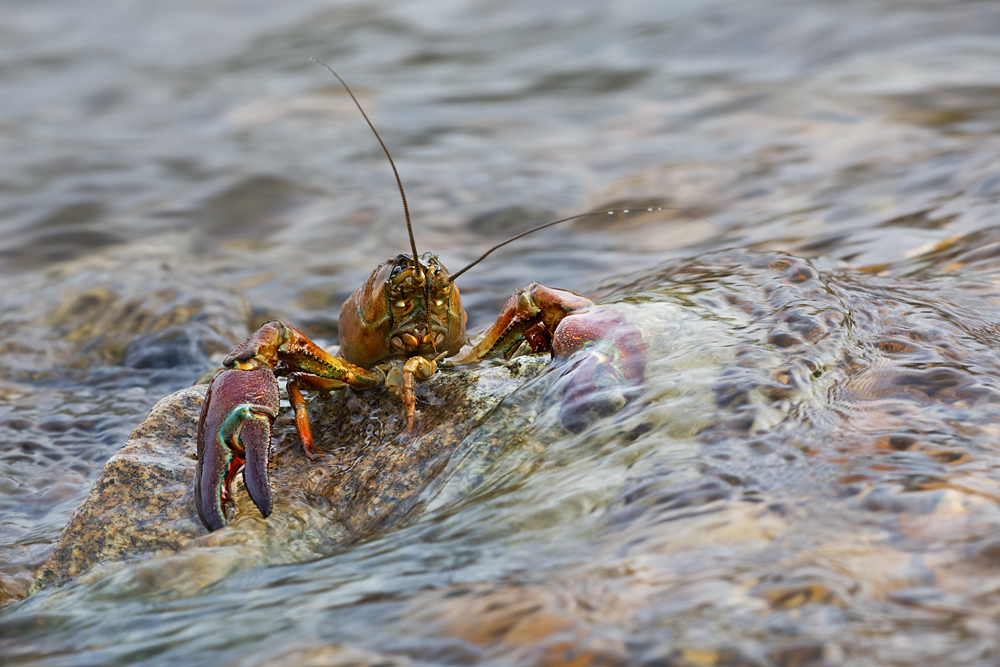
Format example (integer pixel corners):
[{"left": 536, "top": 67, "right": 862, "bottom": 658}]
[{"left": 193, "top": 62, "right": 648, "bottom": 532}]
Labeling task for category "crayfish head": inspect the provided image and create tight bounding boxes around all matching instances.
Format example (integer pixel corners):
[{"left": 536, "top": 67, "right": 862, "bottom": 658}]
[
  {"left": 338, "top": 253, "right": 467, "bottom": 368},
  {"left": 384, "top": 253, "right": 465, "bottom": 358}
]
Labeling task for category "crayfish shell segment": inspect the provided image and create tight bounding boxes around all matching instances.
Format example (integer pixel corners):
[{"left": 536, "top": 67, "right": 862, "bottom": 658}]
[
  {"left": 338, "top": 259, "right": 398, "bottom": 368},
  {"left": 194, "top": 365, "right": 280, "bottom": 531}
]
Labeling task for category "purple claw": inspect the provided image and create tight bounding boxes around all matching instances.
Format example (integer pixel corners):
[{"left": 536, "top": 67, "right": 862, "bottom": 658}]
[
  {"left": 195, "top": 366, "right": 280, "bottom": 531},
  {"left": 550, "top": 306, "right": 646, "bottom": 432},
  {"left": 240, "top": 415, "right": 273, "bottom": 519}
]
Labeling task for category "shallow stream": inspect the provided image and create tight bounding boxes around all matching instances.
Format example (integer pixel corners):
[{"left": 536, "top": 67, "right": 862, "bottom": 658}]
[{"left": 3, "top": 1, "right": 1000, "bottom": 665}]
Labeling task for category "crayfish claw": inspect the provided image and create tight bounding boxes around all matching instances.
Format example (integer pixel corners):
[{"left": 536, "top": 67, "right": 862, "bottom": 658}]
[
  {"left": 240, "top": 416, "right": 273, "bottom": 519},
  {"left": 194, "top": 414, "right": 236, "bottom": 532},
  {"left": 550, "top": 306, "right": 647, "bottom": 432},
  {"left": 194, "top": 366, "right": 279, "bottom": 531}
]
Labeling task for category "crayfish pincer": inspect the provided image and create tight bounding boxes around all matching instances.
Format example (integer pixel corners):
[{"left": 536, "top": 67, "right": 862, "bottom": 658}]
[{"left": 193, "top": 62, "right": 648, "bottom": 532}]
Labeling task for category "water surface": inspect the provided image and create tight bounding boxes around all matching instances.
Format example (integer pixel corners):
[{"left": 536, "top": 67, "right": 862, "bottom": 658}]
[{"left": 3, "top": 0, "right": 1000, "bottom": 665}]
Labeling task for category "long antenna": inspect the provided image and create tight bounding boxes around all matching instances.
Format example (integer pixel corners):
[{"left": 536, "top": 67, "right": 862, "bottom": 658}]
[
  {"left": 448, "top": 206, "right": 715, "bottom": 282},
  {"left": 310, "top": 58, "right": 420, "bottom": 267}
]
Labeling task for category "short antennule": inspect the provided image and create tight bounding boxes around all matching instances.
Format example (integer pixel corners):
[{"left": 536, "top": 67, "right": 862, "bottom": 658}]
[
  {"left": 448, "top": 206, "right": 714, "bottom": 283},
  {"left": 310, "top": 58, "right": 420, "bottom": 270}
]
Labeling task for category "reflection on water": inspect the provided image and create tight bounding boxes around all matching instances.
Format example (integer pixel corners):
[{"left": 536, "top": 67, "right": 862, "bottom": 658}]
[{"left": 3, "top": 0, "right": 1000, "bottom": 664}]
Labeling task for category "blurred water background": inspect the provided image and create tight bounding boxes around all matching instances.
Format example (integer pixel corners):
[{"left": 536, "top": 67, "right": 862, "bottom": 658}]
[{"left": 2, "top": 0, "right": 1000, "bottom": 665}]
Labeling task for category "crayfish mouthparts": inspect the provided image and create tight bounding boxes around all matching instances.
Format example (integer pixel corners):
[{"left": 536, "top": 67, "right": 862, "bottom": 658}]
[{"left": 390, "top": 331, "right": 444, "bottom": 353}]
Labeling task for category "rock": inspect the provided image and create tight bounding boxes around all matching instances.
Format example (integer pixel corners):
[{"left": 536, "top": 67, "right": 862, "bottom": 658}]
[
  {"left": 33, "top": 356, "right": 551, "bottom": 594},
  {"left": 33, "top": 387, "right": 207, "bottom": 590}
]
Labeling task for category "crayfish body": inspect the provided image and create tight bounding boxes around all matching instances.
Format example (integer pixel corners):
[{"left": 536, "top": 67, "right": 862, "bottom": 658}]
[{"left": 194, "top": 251, "right": 646, "bottom": 531}]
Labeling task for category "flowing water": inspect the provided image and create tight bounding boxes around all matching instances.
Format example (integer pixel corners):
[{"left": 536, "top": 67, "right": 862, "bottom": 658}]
[{"left": 3, "top": 0, "right": 1000, "bottom": 664}]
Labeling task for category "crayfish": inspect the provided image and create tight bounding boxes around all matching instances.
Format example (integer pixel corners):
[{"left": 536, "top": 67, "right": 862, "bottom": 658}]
[{"left": 194, "top": 62, "right": 648, "bottom": 531}]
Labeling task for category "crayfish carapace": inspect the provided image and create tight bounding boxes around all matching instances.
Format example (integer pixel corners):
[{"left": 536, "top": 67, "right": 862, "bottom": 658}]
[{"left": 194, "top": 62, "right": 648, "bottom": 531}]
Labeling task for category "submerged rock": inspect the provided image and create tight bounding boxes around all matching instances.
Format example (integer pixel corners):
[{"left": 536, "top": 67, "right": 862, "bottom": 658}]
[
  {"left": 30, "top": 250, "right": 1000, "bottom": 601},
  {"left": 32, "top": 356, "right": 551, "bottom": 594}
]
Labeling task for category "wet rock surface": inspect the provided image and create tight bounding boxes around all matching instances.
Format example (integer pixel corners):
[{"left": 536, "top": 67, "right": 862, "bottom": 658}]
[
  {"left": 33, "top": 356, "right": 549, "bottom": 593},
  {"left": 33, "top": 387, "right": 207, "bottom": 590}
]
